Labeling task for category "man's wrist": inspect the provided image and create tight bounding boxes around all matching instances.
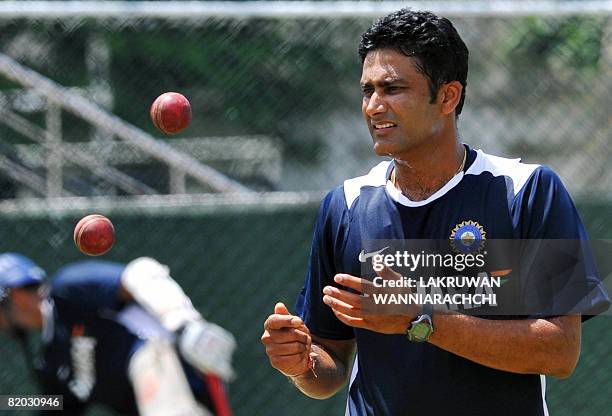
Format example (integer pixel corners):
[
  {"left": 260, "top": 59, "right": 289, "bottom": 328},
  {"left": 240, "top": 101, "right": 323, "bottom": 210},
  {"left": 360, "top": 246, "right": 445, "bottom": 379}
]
[
  {"left": 393, "top": 304, "right": 424, "bottom": 335},
  {"left": 286, "top": 347, "right": 319, "bottom": 380},
  {"left": 406, "top": 303, "right": 434, "bottom": 342},
  {"left": 286, "top": 366, "right": 317, "bottom": 391},
  {"left": 286, "top": 367, "right": 313, "bottom": 380}
]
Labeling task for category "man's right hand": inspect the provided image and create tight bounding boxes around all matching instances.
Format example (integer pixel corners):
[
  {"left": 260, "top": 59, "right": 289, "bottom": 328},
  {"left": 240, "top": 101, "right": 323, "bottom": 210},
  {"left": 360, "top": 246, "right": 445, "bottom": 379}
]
[{"left": 261, "top": 302, "right": 312, "bottom": 377}]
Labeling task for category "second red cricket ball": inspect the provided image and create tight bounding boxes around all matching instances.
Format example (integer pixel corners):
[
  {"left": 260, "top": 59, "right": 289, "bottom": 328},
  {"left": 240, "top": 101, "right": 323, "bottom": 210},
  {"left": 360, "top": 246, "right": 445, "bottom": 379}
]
[
  {"left": 74, "top": 214, "right": 115, "bottom": 256},
  {"left": 150, "top": 92, "right": 192, "bottom": 134}
]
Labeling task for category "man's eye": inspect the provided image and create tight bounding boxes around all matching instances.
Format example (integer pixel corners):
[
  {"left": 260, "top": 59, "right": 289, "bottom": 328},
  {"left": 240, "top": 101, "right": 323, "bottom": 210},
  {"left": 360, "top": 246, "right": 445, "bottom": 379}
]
[
  {"left": 361, "top": 88, "right": 373, "bottom": 97},
  {"left": 386, "top": 86, "right": 403, "bottom": 93}
]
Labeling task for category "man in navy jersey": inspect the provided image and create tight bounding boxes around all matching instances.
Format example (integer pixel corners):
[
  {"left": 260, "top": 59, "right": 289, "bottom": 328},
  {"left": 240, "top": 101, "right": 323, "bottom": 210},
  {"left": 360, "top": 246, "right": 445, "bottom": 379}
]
[
  {"left": 261, "top": 9, "right": 610, "bottom": 416},
  {"left": 0, "top": 254, "right": 235, "bottom": 416}
]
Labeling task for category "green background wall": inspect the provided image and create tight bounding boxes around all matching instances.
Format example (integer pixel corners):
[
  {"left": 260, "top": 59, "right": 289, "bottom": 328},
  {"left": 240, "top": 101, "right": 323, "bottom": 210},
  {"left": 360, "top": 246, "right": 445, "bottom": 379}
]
[{"left": 0, "top": 200, "right": 610, "bottom": 415}]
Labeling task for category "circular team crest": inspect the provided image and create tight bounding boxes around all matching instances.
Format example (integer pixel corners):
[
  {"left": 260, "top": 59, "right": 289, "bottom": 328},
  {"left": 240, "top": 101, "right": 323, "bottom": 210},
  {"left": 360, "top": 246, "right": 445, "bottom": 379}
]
[{"left": 450, "top": 220, "right": 486, "bottom": 253}]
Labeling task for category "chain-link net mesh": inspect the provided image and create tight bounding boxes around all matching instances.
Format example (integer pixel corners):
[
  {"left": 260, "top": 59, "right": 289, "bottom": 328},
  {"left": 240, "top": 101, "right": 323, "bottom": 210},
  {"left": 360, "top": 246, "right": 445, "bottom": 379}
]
[
  {"left": 0, "top": 7, "right": 609, "bottom": 197},
  {"left": 0, "top": 2, "right": 610, "bottom": 416}
]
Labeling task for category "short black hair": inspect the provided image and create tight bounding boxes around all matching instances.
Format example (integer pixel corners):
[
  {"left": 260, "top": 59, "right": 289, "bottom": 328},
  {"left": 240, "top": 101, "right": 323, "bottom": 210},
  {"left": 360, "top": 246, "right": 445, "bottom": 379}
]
[{"left": 359, "top": 9, "right": 469, "bottom": 116}]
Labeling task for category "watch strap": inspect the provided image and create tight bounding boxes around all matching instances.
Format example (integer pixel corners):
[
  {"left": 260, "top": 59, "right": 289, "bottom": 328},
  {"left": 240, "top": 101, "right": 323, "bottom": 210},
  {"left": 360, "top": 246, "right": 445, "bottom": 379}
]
[{"left": 422, "top": 302, "right": 433, "bottom": 319}]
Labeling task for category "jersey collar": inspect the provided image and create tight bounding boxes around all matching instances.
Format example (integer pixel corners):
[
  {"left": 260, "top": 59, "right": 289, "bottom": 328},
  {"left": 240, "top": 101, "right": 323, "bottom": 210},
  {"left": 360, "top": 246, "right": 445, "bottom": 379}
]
[{"left": 385, "top": 144, "right": 475, "bottom": 207}]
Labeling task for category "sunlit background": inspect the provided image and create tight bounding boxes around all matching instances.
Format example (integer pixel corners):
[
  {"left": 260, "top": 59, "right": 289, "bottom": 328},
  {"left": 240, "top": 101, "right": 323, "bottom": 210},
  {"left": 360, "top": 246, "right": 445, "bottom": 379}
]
[{"left": 0, "top": 1, "right": 610, "bottom": 415}]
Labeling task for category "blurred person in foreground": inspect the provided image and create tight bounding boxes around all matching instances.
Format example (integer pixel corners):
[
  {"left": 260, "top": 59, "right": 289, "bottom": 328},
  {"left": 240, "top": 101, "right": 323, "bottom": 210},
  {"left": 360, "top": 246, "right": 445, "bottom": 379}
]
[
  {"left": 0, "top": 253, "right": 235, "bottom": 416},
  {"left": 261, "top": 8, "right": 610, "bottom": 416}
]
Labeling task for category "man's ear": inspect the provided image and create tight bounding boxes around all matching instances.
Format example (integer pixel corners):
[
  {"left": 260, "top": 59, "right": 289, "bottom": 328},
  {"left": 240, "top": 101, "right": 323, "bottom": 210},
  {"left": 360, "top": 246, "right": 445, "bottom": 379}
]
[{"left": 439, "top": 81, "right": 463, "bottom": 116}]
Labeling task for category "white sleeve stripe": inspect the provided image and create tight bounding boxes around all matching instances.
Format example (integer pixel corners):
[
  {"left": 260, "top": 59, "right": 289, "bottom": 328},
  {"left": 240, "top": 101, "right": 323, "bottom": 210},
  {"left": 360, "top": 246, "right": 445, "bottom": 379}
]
[
  {"left": 345, "top": 353, "right": 359, "bottom": 416},
  {"left": 343, "top": 150, "right": 540, "bottom": 210},
  {"left": 540, "top": 375, "right": 550, "bottom": 416},
  {"left": 465, "top": 149, "right": 540, "bottom": 196},
  {"left": 343, "top": 161, "right": 391, "bottom": 209}
]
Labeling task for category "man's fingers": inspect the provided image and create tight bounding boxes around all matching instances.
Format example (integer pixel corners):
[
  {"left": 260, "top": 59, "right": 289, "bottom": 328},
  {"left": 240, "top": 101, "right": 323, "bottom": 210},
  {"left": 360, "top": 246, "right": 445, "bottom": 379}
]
[
  {"left": 261, "top": 327, "right": 311, "bottom": 345},
  {"left": 330, "top": 308, "right": 365, "bottom": 329},
  {"left": 269, "top": 354, "right": 310, "bottom": 376},
  {"left": 274, "top": 302, "right": 291, "bottom": 315},
  {"left": 323, "top": 294, "right": 361, "bottom": 318},
  {"left": 264, "top": 313, "right": 305, "bottom": 331},
  {"left": 265, "top": 342, "right": 309, "bottom": 356},
  {"left": 375, "top": 265, "right": 402, "bottom": 280},
  {"left": 334, "top": 273, "right": 374, "bottom": 294},
  {"left": 323, "top": 285, "right": 362, "bottom": 307},
  {"left": 271, "top": 354, "right": 308, "bottom": 367},
  {"left": 263, "top": 303, "right": 313, "bottom": 378}
]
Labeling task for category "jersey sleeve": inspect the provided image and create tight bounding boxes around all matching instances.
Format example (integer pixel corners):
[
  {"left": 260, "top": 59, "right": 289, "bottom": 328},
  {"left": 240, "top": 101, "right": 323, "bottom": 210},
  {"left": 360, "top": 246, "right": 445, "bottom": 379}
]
[
  {"left": 50, "top": 260, "right": 126, "bottom": 316},
  {"left": 295, "top": 186, "right": 355, "bottom": 340},
  {"left": 512, "top": 166, "right": 610, "bottom": 318}
]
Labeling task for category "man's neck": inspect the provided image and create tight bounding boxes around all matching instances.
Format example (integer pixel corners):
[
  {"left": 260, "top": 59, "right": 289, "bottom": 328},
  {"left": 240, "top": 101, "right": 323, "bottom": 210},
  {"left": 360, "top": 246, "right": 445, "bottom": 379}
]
[{"left": 392, "top": 142, "right": 465, "bottom": 202}]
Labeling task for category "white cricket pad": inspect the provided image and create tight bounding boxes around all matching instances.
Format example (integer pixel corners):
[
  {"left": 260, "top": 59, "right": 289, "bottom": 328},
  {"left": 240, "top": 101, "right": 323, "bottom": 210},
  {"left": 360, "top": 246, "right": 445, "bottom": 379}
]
[
  {"left": 178, "top": 320, "right": 237, "bottom": 382},
  {"left": 128, "top": 338, "right": 212, "bottom": 416},
  {"left": 121, "top": 257, "right": 201, "bottom": 332}
]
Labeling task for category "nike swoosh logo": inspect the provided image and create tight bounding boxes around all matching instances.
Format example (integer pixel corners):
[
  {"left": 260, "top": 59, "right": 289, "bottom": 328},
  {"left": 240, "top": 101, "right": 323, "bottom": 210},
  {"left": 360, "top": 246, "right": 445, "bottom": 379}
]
[{"left": 358, "top": 246, "right": 390, "bottom": 263}]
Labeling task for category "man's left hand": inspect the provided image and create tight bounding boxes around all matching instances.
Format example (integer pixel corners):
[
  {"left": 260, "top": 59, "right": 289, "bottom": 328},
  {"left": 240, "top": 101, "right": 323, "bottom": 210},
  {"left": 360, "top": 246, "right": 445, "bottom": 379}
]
[{"left": 322, "top": 266, "right": 419, "bottom": 335}]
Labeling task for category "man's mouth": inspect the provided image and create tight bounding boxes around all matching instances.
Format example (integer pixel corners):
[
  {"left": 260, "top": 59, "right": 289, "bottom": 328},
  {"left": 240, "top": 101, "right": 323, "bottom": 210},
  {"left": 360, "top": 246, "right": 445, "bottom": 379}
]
[{"left": 373, "top": 122, "right": 396, "bottom": 130}]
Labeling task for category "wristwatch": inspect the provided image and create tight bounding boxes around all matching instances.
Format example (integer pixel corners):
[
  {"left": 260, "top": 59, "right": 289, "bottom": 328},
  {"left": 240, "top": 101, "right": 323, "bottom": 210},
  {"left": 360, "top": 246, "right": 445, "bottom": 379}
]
[{"left": 406, "top": 303, "right": 434, "bottom": 342}]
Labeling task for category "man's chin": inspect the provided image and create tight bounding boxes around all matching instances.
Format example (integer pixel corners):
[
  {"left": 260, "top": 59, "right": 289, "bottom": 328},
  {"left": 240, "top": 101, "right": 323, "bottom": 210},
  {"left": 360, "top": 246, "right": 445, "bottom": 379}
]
[{"left": 372, "top": 142, "right": 397, "bottom": 157}]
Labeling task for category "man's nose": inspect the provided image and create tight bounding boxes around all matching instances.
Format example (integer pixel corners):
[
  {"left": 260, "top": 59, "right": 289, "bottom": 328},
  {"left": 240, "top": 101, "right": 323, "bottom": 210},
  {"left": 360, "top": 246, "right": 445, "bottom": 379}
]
[{"left": 364, "top": 91, "right": 386, "bottom": 117}]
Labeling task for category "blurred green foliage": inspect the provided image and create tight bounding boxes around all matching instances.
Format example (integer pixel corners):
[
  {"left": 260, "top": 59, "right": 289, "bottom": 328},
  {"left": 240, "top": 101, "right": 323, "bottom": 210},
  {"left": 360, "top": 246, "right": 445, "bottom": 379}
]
[
  {"left": 108, "top": 19, "right": 362, "bottom": 160},
  {"left": 506, "top": 16, "right": 606, "bottom": 77},
  {"left": 0, "top": 19, "right": 364, "bottom": 162}
]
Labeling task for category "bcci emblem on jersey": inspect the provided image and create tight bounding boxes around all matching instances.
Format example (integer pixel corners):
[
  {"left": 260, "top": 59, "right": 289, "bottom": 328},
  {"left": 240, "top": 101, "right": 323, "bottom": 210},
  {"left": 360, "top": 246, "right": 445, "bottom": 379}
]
[{"left": 450, "top": 220, "right": 486, "bottom": 254}]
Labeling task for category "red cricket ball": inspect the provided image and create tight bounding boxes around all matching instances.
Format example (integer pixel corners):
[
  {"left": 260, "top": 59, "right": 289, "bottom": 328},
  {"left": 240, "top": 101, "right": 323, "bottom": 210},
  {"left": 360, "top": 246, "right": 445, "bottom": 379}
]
[
  {"left": 73, "top": 214, "right": 115, "bottom": 256},
  {"left": 150, "top": 92, "right": 192, "bottom": 134}
]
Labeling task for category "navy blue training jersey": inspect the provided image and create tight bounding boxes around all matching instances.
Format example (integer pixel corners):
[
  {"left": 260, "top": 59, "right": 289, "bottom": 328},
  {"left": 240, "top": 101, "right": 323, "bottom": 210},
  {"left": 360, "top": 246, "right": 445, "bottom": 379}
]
[
  {"left": 36, "top": 260, "right": 225, "bottom": 415},
  {"left": 296, "top": 146, "right": 610, "bottom": 416}
]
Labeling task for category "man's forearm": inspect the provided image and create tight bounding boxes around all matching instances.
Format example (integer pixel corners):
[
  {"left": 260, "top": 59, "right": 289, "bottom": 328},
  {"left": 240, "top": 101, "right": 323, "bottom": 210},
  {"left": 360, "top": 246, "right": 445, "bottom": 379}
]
[
  {"left": 290, "top": 343, "right": 353, "bottom": 399},
  {"left": 429, "top": 314, "right": 581, "bottom": 378}
]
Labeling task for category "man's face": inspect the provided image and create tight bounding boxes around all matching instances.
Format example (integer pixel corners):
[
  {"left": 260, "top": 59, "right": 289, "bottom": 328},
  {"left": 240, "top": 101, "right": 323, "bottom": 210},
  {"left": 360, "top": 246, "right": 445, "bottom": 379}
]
[
  {"left": 4, "top": 287, "right": 43, "bottom": 330},
  {"left": 360, "top": 48, "right": 445, "bottom": 158}
]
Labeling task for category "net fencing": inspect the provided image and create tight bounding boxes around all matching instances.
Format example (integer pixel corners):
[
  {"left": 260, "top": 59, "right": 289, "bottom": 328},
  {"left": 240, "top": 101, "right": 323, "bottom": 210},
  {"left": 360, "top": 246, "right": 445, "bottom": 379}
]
[
  {"left": 0, "top": 1, "right": 610, "bottom": 415},
  {"left": 0, "top": 1, "right": 609, "bottom": 198}
]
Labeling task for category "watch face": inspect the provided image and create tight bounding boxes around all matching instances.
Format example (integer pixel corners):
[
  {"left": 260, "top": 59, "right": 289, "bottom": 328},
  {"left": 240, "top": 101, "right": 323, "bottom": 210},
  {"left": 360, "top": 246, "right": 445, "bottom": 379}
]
[
  {"left": 407, "top": 315, "right": 433, "bottom": 342},
  {"left": 412, "top": 323, "right": 431, "bottom": 340}
]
